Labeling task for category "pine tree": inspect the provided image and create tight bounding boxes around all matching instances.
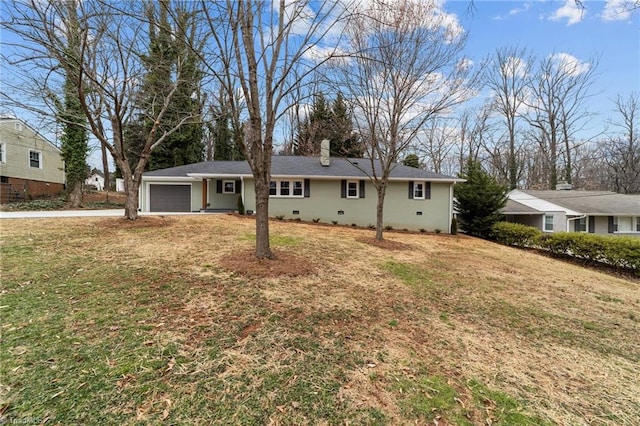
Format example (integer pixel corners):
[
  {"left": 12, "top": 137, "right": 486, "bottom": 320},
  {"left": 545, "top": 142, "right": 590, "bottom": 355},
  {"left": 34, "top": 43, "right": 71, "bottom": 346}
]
[
  {"left": 125, "top": 0, "right": 204, "bottom": 171},
  {"left": 453, "top": 160, "right": 508, "bottom": 238},
  {"left": 329, "top": 92, "right": 363, "bottom": 157},
  {"left": 293, "top": 92, "right": 361, "bottom": 157},
  {"left": 402, "top": 154, "right": 420, "bottom": 168}
]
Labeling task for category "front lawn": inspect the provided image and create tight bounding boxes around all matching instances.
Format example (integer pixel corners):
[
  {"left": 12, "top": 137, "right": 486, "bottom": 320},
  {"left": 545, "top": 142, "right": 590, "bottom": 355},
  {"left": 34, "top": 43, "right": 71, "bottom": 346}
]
[{"left": 1, "top": 215, "right": 638, "bottom": 425}]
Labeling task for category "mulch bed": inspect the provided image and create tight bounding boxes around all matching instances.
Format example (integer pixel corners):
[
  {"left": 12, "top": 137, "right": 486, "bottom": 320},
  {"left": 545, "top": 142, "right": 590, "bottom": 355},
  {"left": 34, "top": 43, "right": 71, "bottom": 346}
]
[
  {"left": 218, "top": 249, "right": 315, "bottom": 278},
  {"left": 356, "top": 237, "right": 412, "bottom": 251}
]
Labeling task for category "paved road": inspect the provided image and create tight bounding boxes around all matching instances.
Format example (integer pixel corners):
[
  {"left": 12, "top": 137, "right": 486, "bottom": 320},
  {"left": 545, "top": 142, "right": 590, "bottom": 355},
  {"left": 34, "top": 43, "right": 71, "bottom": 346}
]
[{"left": 0, "top": 210, "right": 206, "bottom": 219}]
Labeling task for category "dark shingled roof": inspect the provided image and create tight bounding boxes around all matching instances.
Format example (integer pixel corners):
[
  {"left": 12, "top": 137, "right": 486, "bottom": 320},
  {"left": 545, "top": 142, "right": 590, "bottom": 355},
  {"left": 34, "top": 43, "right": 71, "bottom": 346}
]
[{"left": 143, "top": 156, "right": 461, "bottom": 181}]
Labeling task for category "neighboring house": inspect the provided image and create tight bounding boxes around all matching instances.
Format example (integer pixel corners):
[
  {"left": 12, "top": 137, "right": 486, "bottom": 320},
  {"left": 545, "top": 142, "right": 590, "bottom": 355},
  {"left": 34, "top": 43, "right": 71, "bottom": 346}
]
[
  {"left": 85, "top": 170, "right": 105, "bottom": 191},
  {"left": 140, "top": 147, "right": 463, "bottom": 233},
  {"left": 0, "top": 117, "right": 65, "bottom": 203},
  {"left": 503, "top": 188, "right": 640, "bottom": 237}
]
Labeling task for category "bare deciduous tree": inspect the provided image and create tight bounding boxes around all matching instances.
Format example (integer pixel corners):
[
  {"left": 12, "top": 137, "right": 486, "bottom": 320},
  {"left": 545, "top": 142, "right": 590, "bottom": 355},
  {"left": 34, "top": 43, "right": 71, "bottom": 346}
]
[
  {"left": 199, "top": 0, "right": 345, "bottom": 258},
  {"left": 2, "top": 0, "right": 196, "bottom": 219},
  {"left": 329, "top": 0, "right": 472, "bottom": 240},
  {"left": 604, "top": 93, "right": 640, "bottom": 194},
  {"left": 482, "top": 46, "right": 533, "bottom": 190},
  {"left": 524, "top": 53, "right": 598, "bottom": 189}
]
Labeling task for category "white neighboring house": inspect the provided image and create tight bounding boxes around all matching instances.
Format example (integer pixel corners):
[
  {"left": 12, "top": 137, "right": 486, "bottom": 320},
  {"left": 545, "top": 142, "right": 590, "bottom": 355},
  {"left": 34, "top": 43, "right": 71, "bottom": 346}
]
[
  {"left": 502, "top": 187, "right": 640, "bottom": 237},
  {"left": 85, "top": 171, "right": 105, "bottom": 191}
]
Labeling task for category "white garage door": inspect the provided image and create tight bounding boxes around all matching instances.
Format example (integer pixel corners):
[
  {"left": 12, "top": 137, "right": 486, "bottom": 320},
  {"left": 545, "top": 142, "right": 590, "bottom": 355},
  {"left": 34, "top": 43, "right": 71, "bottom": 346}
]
[{"left": 149, "top": 184, "right": 191, "bottom": 212}]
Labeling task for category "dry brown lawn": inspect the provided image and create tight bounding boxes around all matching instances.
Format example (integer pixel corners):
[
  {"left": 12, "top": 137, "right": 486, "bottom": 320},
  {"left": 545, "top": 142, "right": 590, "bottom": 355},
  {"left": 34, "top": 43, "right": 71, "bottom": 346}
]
[{"left": 2, "top": 214, "right": 638, "bottom": 425}]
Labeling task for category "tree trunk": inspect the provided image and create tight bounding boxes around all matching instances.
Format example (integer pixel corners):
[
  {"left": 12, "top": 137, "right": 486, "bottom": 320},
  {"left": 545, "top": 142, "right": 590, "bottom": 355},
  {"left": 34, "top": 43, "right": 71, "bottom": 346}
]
[
  {"left": 101, "top": 143, "right": 110, "bottom": 191},
  {"left": 375, "top": 185, "right": 386, "bottom": 241},
  {"left": 68, "top": 180, "right": 83, "bottom": 208},
  {"left": 123, "top": 176, "right": 139, "bottom": 220},
  {"left": 117, "top": 156, "right": 140, "bottom": 220},
  {"left": 254, "top": 178, "right": 273, "bottom": 259}
]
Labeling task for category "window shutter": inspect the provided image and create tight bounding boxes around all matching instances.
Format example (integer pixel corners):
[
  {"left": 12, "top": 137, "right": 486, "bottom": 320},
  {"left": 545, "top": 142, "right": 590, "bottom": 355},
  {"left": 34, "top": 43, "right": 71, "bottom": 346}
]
[
  {"left": 408, "top": 181, "right": 414, "bottom": 199},
  {"left": 425, "top": 182, "right": 431, "bottom": 199},
  {"left": 608, "top": 216, "right": 614, "bottom": 233},
  {"left": 359, "top": 180, "right": 365, "bottom": 198},
  {"left": 235, "top": 180, "right": 241, "bottom": 194},
  {"left": 304, "top": 179, "right": 310, "bottom": 197},
  {"left": 588, "top": 216, "right": 595, "bottom": 233},
  {"left": 216, "top": 180, "right": 222, "bottom": 193},
  {"left": 341, "top": 180, "right": 346, "bottom": 198}
]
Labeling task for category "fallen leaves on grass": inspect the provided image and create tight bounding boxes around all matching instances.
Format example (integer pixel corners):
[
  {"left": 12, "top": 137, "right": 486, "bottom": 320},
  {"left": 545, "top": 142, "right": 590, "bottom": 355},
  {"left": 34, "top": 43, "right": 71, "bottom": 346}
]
[{"left": 95, "top": 216, "right": 173, "bottom": 229}]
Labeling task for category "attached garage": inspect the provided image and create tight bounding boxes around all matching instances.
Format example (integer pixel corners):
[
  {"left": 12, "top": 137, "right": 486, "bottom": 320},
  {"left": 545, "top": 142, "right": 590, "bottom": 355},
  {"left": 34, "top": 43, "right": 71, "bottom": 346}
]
[{"left": 149, "top": 184, "right": 191, "bottom": 212}]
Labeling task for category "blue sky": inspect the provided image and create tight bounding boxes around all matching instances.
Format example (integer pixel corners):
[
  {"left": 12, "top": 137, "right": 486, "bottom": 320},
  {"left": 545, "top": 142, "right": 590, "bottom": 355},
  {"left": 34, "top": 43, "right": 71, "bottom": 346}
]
[{"left": 445, "top": 0, "right": 639, "bottom": 134}]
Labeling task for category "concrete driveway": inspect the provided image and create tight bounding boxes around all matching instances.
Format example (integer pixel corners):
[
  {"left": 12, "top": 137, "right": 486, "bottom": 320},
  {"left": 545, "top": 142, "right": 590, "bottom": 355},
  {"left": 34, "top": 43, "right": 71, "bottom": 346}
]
[{"left": 0, "top": 210, "right": 207, "bottom": 219}]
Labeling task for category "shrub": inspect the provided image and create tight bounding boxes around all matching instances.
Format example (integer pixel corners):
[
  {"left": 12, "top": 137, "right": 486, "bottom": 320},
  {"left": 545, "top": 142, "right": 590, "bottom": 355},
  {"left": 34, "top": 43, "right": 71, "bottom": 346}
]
[
  {"left": 451, "top": 217, "right": 458, "bottom": 235},
  {"left": 331, "top": 220, "right": 338, "bottom": 225},
  {"left": 537, "top": 232, "right": 640, "bottom": 272},
  {"left": 237, "top": 195, "right": 245, "bottom": 215},
  {"left": 385, "top": 225, "right": 393, "bottom": 231},
  {"left": 312, "top": 218, "right": 320, "bottom": 223},
  {"left": 491, "top": 222, "right": 541, "bottom": 247},
  {"left": 275, "top": 215, "right": 285, "bottom": 221},
  {"left": 435, "top": 229, "right": 441, "bottom": 234}
]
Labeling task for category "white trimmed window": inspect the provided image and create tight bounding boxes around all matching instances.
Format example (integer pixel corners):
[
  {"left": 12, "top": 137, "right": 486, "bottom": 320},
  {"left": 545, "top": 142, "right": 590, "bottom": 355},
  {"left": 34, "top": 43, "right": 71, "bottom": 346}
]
[
  {"left": 222, "top": 180, "right": 236, "bottom": 194},
  {"left": 29, "top": 149, "right": 42, "bottom": 169},
  {"left": 15, "top": 122, "right": 23, "bottom": 131},
  {"left": 544, "top": 214, "right": 554, "bottom": 232},
  {"left": 636, "top": 217, "right": 640, "bottom": 232},
  {"left": 347, "top": 180, "right": 359, "bottom": 198},
  {"left": 269, "top": 180, "right": 304, "bottom": 197},
  {"left": 413, "top": 182, "right": 424, "bottom": 199},
  {"left": 576, "top": 217, "right": 587, "bottom": 232},
  {"left": 0, "top": 143, "right": 5, "bottom": 163}
]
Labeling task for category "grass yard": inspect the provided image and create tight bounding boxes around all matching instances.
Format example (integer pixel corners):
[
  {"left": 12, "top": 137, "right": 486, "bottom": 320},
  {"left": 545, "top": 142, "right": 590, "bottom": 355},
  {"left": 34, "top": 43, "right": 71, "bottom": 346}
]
[{"left": 1, "top": 215, "right": 638, "bottom": 425}]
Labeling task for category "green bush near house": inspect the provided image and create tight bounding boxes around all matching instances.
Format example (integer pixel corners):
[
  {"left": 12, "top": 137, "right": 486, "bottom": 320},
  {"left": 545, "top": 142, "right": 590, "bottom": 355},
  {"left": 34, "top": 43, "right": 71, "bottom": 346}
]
[
  {"left": 237, "top": 195, "right": 245, "bottom": 215},
  {"left": 491, "top": 222, "right": 541, "bottom": 247},
  {"left": 491, "top": 221, "right": 640, "bottom": 275}
]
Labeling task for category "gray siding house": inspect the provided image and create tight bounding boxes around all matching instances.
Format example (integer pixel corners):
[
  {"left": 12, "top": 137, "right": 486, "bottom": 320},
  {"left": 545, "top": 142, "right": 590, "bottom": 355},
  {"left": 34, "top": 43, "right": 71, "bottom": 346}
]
[
  {"left": 0, "top": 117, "right": 65, "bottom": 203},
  {"left": 140, "top": 154, "right": 462, "bottom": 233},
  {"left": 503, "top": 189, "right": 640, "bottom": 237}
]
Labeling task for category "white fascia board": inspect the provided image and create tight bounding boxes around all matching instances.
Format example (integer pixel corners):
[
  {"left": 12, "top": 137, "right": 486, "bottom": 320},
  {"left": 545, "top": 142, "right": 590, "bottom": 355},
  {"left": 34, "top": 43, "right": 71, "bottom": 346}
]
[
  {"left": 509, "top": 189, "right": 580, "bottom": 215},
  {"left": 188, "top": 173, "right": 253, "bottom": 179},
  {"left": 142, "top": 176, "right": 198, "bottom": 182},
  {"left": 188, "top": 173, "right": 462, "bottom": 182}
]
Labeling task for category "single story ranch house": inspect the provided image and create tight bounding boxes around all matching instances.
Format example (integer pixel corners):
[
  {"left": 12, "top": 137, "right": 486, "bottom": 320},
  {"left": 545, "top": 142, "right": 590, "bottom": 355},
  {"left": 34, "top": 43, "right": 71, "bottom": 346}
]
[{"left": 140, "top": 148, "right": 463, "bottom": 233}]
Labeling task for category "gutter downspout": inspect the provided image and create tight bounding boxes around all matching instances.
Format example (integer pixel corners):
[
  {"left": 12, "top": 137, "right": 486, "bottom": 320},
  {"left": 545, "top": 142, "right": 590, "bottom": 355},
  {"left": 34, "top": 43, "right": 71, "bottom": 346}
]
[
  {"left": 449, "top": 183, "right": 455, "bottom": 234},
  {"left": 240, "top": 176, "right": 245, "bottom": 212}
]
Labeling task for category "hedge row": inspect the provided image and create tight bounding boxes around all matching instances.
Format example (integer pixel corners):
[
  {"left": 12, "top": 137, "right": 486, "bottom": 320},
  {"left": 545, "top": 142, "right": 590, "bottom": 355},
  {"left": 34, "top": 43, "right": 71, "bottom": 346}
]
[{"left": 491, "top": 221, "right": 640, "bottom": 274}]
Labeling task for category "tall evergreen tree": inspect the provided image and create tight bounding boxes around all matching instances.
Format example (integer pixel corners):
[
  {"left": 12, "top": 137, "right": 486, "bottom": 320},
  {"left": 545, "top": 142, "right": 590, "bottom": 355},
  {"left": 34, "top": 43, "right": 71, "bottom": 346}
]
[
  {"left": 293, "top": 92, "right": 361, "bottom": 157},
  {"left": 125, "top": 0, "right": 204, "bottom": 171},
  {"left": 454, "top": 160, "right": 508, "bottom": 238},
  {"left": 58, "top": 0, "right": 88, "bottom": 208},
  {"left": 402, "top": 154, "right": 420, "bottom": 168},
  {"left": 329, "top": 92, "right": 363, "bottom": 157},
  {"left": 294, "top": 93, "right": 331, "bottom": 155}
]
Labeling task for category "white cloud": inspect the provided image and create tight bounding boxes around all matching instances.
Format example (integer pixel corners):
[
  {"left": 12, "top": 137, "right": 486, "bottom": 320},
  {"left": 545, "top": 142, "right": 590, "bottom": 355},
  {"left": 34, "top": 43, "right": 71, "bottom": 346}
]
[
  {"left": 549, "top": 1, "right": 585, "bottom": 25},
  {"left": 601, "top": 0, "right": 632, "bottom": 21},
  {"left": 510, "top": 2, "right": 531, "bottom": 16},
  {"left": 302, "top": 45, "right": 349, "bottom": 64},
  {"left": 549, "top": 52, "right": 590, "bottom": 76}
]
